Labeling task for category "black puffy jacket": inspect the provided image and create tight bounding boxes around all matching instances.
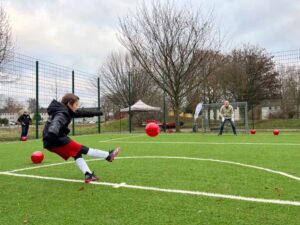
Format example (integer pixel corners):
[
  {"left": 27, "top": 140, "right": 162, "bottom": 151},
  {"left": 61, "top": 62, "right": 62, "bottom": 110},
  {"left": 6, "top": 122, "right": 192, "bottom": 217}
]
[
  {"left": 17, "top": 114, "right": 32, "bottom": 126},
  {"left": 43, "top": 100, "right": 102, "bottom": 149}
]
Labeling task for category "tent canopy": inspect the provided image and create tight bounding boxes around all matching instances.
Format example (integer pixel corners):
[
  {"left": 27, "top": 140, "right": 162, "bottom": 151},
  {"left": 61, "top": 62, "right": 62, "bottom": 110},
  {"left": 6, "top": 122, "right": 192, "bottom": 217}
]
[{"left": 120, "top": 100, "right": 161, "bottom": 112}]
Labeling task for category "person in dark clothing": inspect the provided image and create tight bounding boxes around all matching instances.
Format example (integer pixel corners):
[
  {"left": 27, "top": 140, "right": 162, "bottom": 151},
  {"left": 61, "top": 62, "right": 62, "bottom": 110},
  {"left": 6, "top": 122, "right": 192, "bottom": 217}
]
[
  {"left": 17, "top": 110, "right": 32, "bottom": 139},
  {"left": 43, "top": 93, "right": 121, "bottom": 183}
]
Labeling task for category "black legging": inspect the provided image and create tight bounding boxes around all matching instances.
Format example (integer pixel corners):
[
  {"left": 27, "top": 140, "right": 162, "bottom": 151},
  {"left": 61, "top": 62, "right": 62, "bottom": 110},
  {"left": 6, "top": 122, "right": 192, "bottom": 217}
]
[{"left": 74, "top": 145, "right": 89, "bottom": 159}]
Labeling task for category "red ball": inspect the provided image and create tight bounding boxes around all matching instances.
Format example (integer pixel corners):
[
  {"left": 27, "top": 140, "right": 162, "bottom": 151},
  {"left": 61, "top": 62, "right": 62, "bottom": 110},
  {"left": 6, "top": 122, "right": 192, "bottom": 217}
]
[
  {"left": 250, "top": 129, "right": 256, "bottom": 134},
  {"left": 31, "top": 151, "right": 44, "bottom": 164},
  {"left": 21, "top": 136, "right": 27, "bottom": 141},
  {"left": 273, "top": 129, "right": 279, "bottom": 135},
  {"left": 145, "top": 122, "right": 160, "bottom": 137}
]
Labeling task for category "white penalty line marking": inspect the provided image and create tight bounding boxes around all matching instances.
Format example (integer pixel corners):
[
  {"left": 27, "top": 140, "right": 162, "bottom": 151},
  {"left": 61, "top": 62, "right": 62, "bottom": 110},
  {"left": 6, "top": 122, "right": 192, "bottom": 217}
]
[
  {"left": 0, "top": 133, "right": 142, "bottom": 145},
  {"left": 98, "top": 134, "right": 144, "bottom": 143},
  {"left": 113, "top": 182, "right": 126, "bottom": 188},
  {"left": 6, "top": 156, "right": 300, "bottom": 182},
  {"left": 0, "top": 171, "right": 299, "bottom": 206},
  {"left": 2, "top": 156, "right": 300, "bottom": 206},
  {"left": 118, "top": 156, "right": 300, "bottom": 182},
  {"left": 106, "top": 141, "right": 300, "bottom": 146}
]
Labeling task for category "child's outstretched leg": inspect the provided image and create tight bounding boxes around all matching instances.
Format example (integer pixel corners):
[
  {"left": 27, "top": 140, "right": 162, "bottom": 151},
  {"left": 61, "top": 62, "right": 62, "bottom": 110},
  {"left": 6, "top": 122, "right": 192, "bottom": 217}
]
[
  {"left": 74, "top": 154, "right": 99, "bottom": 183},
  {"left": 74, "top": 146, "right": 121, "bottom": 183},
  {"left": 85, "top": 146, "right": 121, "bottom": 162}
]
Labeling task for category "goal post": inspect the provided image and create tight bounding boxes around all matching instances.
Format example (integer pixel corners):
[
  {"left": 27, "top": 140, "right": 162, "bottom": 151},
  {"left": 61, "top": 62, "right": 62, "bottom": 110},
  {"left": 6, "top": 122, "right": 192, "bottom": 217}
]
[{"left": 197, "top": 102, "right": 249, "bottom": 133}]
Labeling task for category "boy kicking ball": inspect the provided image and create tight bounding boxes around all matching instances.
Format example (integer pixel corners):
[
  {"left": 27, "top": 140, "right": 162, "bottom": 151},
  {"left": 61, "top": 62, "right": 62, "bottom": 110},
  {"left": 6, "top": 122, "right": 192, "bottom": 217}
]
[{"left": 43, "top": 93, "right": 121, "bottom": 183}]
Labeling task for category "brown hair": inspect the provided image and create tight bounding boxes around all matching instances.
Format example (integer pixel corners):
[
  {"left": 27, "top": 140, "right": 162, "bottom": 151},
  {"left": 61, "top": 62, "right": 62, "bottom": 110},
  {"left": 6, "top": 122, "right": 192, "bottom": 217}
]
[{"left": 61, "top": 93, "right": 79, "bottom": 106}]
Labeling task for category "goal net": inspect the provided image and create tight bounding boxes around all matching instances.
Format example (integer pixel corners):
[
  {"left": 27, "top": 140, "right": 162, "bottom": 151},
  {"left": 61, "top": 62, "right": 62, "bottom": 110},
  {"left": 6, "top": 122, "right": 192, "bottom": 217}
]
[{"left": 195, "top": 102, "right": 249, "bottom": 133}]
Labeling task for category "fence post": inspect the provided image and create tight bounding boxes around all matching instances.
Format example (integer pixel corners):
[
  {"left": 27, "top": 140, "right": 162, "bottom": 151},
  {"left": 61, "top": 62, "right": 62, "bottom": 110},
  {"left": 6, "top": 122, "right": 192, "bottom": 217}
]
[
  {"left": 245, "top": 102, "right": 249, "bottom": 132},
  {"left": 72, "top": 70, "right": 75, "bottom": 136},
  {"left": 251, "top": 105, "right": 254, "bottom": 129},
  {"left": 163, "top": 74, "right": 166, "bottom": 132},
  {"left": 97, "top": 77, "right": 101, "bottom": 133},
  {"left": 35, "top": 61, "right": 39, "bottom": 139},
  {"left": 128, "top": 71, "right": 132, "bottom": 133}
]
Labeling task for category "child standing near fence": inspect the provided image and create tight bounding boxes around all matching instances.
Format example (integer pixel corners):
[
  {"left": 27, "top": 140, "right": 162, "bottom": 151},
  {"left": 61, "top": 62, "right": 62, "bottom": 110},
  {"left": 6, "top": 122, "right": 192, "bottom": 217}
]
[
  {"left": 43, "top": 93, "right": 121, "bottom": 183},
  {"left": 17, "top": 109, "right": 32, "bottom": 139}
]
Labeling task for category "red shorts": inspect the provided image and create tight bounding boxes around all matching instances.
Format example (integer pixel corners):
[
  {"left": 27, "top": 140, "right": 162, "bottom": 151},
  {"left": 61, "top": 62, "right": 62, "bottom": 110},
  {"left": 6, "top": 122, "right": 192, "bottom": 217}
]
[{"left": 49, "top": 140, "right": 82, "bottom": 160}]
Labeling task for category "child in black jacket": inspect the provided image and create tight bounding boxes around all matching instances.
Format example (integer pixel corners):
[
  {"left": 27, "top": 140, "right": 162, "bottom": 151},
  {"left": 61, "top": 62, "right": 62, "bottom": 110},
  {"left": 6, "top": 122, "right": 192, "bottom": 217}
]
[
  {"left": 43, "top": 93, "right": 121, "bottom": 183},
  {"left": 17, "top": 110, "right": 32, "bottom": 139}
]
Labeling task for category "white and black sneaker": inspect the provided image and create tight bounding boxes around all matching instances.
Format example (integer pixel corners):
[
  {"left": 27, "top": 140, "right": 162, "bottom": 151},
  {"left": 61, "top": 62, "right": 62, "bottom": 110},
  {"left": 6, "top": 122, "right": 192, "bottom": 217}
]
[
  {"left": 84, "top": 172, "right": 99, "bottom": 183},
  {"left": 106, "top": 147, "right": 121, "bottom": 162}
]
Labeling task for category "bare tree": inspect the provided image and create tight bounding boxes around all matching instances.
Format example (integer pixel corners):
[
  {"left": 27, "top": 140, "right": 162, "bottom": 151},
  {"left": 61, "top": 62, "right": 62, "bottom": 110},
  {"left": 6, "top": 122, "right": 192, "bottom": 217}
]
[
  {"left": 100, "top": 51, "right": 160, "bottom": 108},
  {"left": 279, "top": 66, "right": 300, "bottom": 118},
  {"left": 186, "top": 51, "right": 226, "bottom": 108},
  {"left": 101, "top": 95, "right": 118, "bottom": 120},
  {"left": 119, "top": 1, "right": 221, "bottom": 131},
  {"left": 0, "top": 4, "right": 14, "bottom": 82},
  {"left": 3, "top": 97, "right": 23, "bottom": 113},
  {"left": 219, "top": 45, "right": 281, "bottom": 110},
  {"left": 27, "top": 98, "right": 37, "bottom": 113}
]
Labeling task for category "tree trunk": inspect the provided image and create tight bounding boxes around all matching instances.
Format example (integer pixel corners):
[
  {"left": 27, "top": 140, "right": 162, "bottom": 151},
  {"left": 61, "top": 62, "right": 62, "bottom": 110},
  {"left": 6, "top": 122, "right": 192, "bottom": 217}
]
[{"left": 173, "top": 104, "right": 181, "bottom": 132}]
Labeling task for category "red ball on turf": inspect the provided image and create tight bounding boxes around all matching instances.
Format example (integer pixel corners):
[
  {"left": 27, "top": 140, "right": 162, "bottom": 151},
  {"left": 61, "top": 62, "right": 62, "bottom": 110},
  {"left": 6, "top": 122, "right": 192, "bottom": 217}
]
[
  {"left": 145, "top": 122, "right": 160, "bottom": 137},
  {"left": 250, "top": 129, "right": 256, "bottom": 134},
  {"left": 273, "top": 129, "right": 279, "bottom": 135},
  {"left": 21, "top": 136, "right": 27, "bottom": 141},
  {"left": 31, "top": 151, "right": 44, "bottom": 164}
]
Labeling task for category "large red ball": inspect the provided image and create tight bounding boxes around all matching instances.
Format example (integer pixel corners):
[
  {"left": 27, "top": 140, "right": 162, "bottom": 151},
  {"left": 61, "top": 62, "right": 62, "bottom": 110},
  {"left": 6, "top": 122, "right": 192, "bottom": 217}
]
[
  {"left": 21, "top": 136, "right": 27, "bottom": 141},
  {"left": 145, "top": 122, "right": 160, "bottom": 137},
  {"left": 31, "top": 151, "right": 44, "bottom": 164},
  {"left": 273, "top": 129, "right": 279, "bottom": 135},
  {"left": 250, "top": 129, "right": 256, "bottom": 134}
]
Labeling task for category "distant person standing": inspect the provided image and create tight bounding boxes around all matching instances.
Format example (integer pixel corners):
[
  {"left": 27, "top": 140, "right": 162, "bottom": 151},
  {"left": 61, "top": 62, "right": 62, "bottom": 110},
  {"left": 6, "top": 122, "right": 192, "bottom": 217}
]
[
  {"left": 219, "top": 100, "right": 237, "bottom": 135},
  {"left": 17, "top": 109, "right": 32, "bottom": 139}
]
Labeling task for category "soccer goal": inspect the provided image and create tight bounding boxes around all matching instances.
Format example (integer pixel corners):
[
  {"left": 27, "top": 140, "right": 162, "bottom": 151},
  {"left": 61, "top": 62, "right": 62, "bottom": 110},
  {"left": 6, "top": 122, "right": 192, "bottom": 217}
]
[{"left": 197, "top": 102, "right": 249, "bottom": 133}]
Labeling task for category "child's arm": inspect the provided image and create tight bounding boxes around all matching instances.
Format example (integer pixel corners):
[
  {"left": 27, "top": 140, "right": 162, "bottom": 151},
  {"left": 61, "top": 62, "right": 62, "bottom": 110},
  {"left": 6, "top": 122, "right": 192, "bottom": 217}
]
[
  {"left": 17, "top": 115, "right": 22, "bottom": 123},
  {"left": 17, "top": 116, "right": 25, "bottom": 125},
  {"left": 73, "top": 110, "right": 103, "bottom": 118}
]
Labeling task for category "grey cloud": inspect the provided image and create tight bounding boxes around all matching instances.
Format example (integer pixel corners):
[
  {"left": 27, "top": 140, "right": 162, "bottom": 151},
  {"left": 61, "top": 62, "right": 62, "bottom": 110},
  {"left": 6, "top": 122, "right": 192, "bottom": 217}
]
[
  {"left": 5, "top": 0, "right": 300, "bottom": 74},
  {"left": 209, "top": 0, "right": 300, "bottom": 51}
]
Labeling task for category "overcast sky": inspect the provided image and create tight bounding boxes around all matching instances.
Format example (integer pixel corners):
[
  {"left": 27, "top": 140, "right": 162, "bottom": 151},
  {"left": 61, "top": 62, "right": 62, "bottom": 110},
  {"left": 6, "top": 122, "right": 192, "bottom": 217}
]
[{"left": 5, "top": 0, "right": 300, "bottom": 74}]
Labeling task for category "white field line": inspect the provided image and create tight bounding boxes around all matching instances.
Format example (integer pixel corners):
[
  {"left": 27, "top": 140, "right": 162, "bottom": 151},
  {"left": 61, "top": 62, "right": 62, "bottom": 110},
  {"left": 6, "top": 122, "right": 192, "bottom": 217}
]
[
  {"left": 107, "top": 140, "right": 300, "bottom": 146},
  {"left": 5, "top": 156, "right": 300, "bottom": 182},
  {"left": 0, "top": 171, "right": 299, "bottom": 206},
  {"left": 7, "top": 159, "right": 101, "bottom": 173},
  {"left": 0, "top": 131, "right": 299, "bottom": 144},
  {"left": 0, "top": 133, "right": 143, "bottom": 145},
  {"left": 98, "top": 134, "right": 144, "bottom": 143},
  {"left": 0, "top": 139, "right": 41, "bottom": 145},
  {"left": 117, "top": 156, "right": 300, "bottom": 182},
  {"left": 113, "top": 182, "right": 127, "bottom": 188}
]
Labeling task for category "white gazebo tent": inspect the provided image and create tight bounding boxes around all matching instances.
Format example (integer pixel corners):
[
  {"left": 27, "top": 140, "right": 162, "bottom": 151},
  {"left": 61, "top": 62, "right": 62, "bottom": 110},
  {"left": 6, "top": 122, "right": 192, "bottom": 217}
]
[
  {"left": 120, "top": 100, "right": 161, "bottom": 112},
  {"left": 120, "top": 100, "right": 161, "bottom": 132}
]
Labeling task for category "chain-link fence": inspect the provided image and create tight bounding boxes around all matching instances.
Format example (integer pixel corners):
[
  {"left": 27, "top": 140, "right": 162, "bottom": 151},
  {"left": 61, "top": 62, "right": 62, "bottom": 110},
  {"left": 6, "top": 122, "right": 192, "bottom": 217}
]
[
  {"left": 0, "top": 52, "right": 101, "bottom": 141},
  {"left": 267, "top": 50, "right": 300, "bottom": 121},
  {"left": 0, "top": 50, "right": 300, "bottom": 141}
]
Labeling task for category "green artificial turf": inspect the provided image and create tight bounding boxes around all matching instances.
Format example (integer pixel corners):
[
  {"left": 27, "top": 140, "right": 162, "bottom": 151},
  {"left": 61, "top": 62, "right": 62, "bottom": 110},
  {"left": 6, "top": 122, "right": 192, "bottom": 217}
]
[{"left": 0, "top": 133, "right": 299, "bottom": 225}]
